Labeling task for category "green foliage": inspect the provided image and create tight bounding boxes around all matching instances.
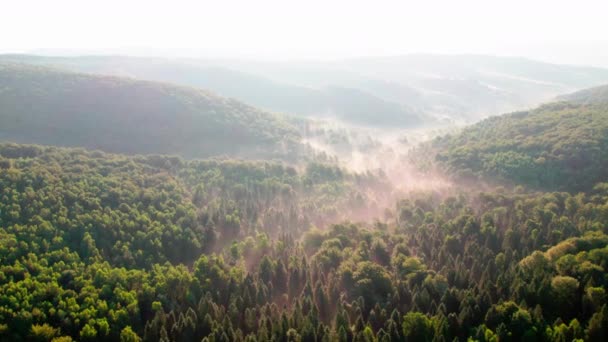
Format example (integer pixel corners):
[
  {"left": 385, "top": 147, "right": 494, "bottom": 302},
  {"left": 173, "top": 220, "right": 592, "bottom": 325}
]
[
  {"left": 551, "top": 276, "right": 580, "bottom": 305},
  {"left": 558, "top": 84, "right": 608, "bottom": 106},
  {"left": 402, "top": 312, "right": 434, "bottom": 341},
  {"left": 30, "top": 323, "right": 59, "bottom": 341},
  {"left": 120, "top": 326, "right": 141, "bottom": 342},
  {"left": 0, "top": 55, "right": 425, "bottom": 127},
  {"left": 434, "top": 100, "right": 608, "bottom": 191},
  {"left": 1, "top": 143, "right": 608, "bottom": 341},
  {"left": 0, "top": 63, "right": 305, "bottom": 160},
  {"left": 485, "top": 302, "right": 536, "bottom": 340}
]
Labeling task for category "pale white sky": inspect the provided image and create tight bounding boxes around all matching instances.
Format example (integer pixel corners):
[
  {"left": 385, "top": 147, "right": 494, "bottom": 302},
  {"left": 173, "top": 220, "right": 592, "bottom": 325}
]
[{"left": 1, "top": 0, "right": 608, "bottom": 66}]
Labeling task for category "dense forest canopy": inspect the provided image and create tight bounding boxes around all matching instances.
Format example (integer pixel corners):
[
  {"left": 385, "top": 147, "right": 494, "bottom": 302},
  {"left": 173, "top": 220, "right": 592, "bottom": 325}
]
[
  {"left": 0, "top": 63, "right": 304, "bottom": 160},
  {"left": 2, "top": 53, "right": 608, "bottom": 342},
  {"left": 0, "top": 141, "right": 607, "bottom": 341},
  {"left": 432, "top": 98, "right": 608, "bottom": 192},
  {"left": 0, "top": 143, "right": 389, "bottom": 266}
]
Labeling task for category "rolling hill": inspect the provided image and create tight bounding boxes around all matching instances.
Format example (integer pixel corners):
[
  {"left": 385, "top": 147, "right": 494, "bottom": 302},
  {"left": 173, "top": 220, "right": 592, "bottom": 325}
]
[
  {"left": 432, "top": 86, "right": 608, "bottom": 192},
  {"left": 7, "top": 54, "right": 607, "bottom": 126},
  {"left": 206, "top": 54, "right": 608, "bottom": 121},
  {"left": 0, "top": 63, "right": 304, "bottom": 160},
  {"left": 2, "top": 60, "right": 608, "bottom": 342},
  {"left": 0, "top": 55, "right": 424, "bottom": 127},
  {"left": 557, "top": 84, "right": 608, "bottom": 105}
]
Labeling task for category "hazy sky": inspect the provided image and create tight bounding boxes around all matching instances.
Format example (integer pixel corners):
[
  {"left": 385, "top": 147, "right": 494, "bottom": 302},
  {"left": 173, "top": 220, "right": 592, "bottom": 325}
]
[{"left": 1, "top": 0, "right": 608, "bottom": 66}]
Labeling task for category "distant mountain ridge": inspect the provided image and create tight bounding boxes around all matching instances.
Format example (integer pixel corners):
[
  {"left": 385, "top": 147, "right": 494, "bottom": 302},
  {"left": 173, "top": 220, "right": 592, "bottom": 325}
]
[
  {"left": 0, "top": 63, "right": 304, "bottom": 160},
  {"left": 7, "top": 54, "right": 608, "bottom": 126},
  {"left": 209, "top": 54, "right": 608, "bottom": 120},
  {"left": 0, "top": 54, "right": 424, "bottom": 127}
]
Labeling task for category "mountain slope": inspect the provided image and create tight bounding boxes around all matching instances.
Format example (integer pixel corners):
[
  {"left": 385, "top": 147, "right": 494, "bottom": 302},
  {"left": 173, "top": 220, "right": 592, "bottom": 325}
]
[
  {"left": 335, "top": 54, "right": 608, "bottom": 120},
  {"left": 0, "top": 55, "right": 423, "bottom": 127},
  {"left": 557, "top": 84, "right": 608, "bottom": 105},
  {"left": 206, "top": 54, "right": 608, "bottom": 121},
  {"left": 338, "top": 54, "right": 608, "bottom": 87},
  {"left": 432, "top": 87, "right": 608, "bottom": 191},
  {"left": 7, "top": 54, "right": 606, "bottom": 125},
  {"left": 0, "top": 63, "right": 303, "bottom": 159}
]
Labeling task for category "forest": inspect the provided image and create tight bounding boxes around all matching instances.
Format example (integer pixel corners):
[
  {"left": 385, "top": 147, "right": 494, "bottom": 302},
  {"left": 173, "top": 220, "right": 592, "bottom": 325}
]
[
  {"left": 1, "top": 139, "right": 607, "bottom": 341},
  {"left": 1, "top": 53, "right": 608, "bottom": 342},
  {"left": 0, "top": 64, "right": 304, "bottom": 161},
  {"left": 432, "top": 99, "right": 608, "bottom": 193},
  {"left": 4, "top": 54, "right": 608, "bottom": 124}
]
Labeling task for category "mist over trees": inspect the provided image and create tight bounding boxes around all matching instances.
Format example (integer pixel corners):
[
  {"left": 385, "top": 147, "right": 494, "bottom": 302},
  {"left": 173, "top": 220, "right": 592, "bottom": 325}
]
[
  {"left": 0, "top": 64, "right": 304, "bottom": 160},
  {"left": 1, "top": 53, "right": 608, "bottom": 341},
  {"left": 4, "top": 54, "right": 608, "bottom": 125},
  {"left": 1, "top": 142, "right": 608, "bottom": 341}
]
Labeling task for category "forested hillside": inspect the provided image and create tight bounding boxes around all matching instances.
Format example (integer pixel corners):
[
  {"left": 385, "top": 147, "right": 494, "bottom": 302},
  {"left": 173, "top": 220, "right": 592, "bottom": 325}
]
[
  {"left": 0, "top": 64, "right": 303, "bottom": 160},
  {"left": 0, "top": 56, "right": 423, "bottom": 127},
  {"left": 6, "top": 54, "right": 608, "bottom": 125},
  {"left": 2, "top": 58, "right": 608, "bottom": 342},
  {"left": 557, "top": 84, "right": 608, "bottom": 106},
  {"left": 1, "top": 143, "right": 608, "bottom": 341},
  {"left": 5, "top": 1, "right": 608, "bottom": 341},
  {"left": 432, "top": 97, "right": 608, "bottom": 192}
]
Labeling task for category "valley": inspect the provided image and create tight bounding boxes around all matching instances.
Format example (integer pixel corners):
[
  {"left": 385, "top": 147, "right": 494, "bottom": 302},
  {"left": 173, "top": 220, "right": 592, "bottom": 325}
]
[{"left": 0, "top": 53, "right": 608, "bottom": 341}]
